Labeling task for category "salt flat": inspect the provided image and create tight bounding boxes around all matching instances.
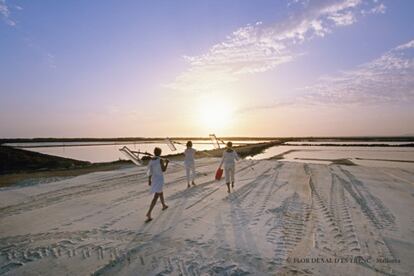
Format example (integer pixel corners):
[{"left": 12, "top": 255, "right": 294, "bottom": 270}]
[{"left": 0, "top": 159, "right": 413, "bottom": 275}]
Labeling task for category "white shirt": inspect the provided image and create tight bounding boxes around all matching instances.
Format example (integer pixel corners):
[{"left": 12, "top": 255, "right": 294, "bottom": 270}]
[
  {"left": 147, "top": 157, "right": 164, "bottom": 193},
  {"left": 221, "top": 149, "right": 239, "bottom": 168},
  {"left": 184, "top": 148, "right": 196, "bottom": 166}
]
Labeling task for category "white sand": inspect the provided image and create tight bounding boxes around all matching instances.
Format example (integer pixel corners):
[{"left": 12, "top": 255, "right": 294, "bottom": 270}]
[{"left": 0, "top": 159, "right": 413, "bottom": 275}]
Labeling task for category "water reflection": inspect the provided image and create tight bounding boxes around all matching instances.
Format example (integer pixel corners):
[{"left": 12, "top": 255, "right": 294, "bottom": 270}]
[
  {"left": 15, "top": 140, "right": 268, "bottom": 163},
  {"left": 8, "top": 140, "right": 414, "bottom": 169},
  {"left": 24, "top": 143, "right": 214, "bottom": 163}
]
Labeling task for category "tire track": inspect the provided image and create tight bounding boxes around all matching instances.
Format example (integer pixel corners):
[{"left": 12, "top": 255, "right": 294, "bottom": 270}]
[
  {"left": 0, "top": 229, "right": 150, "bottom": 275},
  {"left": 329, "top": 173, "right": 361, "bottom": 254},
  {"left": 265, "top": 192, "right": 309, "bottom": 267},
  {"left": 251, "top": 163, "right": 286, "bottom": 225},
  {"left": 333, "top": 167, "right": 396, "bottom": 230},
  {"left": 305, "top": 164, "right": 346, "bottom": 255},
  {"left": 93, "top": 236, "right": 254, "bottom": 276},
  {"left": 0, "top": 173, "right": 148, "bottom": 219},
  {"left": 328, "top": 166, "right": 398, "bottom": 275},
  {"left": 225, "top": 164, "right": 274, "bottom": 205}
]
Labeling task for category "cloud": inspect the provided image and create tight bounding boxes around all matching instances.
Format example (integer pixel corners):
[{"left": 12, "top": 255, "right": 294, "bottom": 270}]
[
  {"left": 235, "top": 39, "right": 413, "bottom": 113},
  {"left": 0, "top": 0, "right": 16, "bottom": 26},
  {"left": 396, "top": 40, "right": 414, "bottom": 50},
  {"left": 167, "top": 0, "right": 385, "bottom": 92},
  {"left": 288, "top": 0, "right": 310, "bottom": 7},
  {"left": 297, "top": 39, "right": 414, "bottom": 105},
  {"left": 237, "top": 100, "right": 296, "bottom": 114},
  {"left": 328, "top": 10, "right": 356, "bottom": 26},
  {"left": 46, "top": 53, "right": 57, "bottom": 69},
  {"left": 0, "top": 2, "right": 57, "bottom": 69},
  {"left": 362, "top": 3, "right": 386, "bottom": 15}
]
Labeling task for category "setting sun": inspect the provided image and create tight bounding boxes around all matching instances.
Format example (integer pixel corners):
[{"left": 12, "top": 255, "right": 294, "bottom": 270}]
[{"left": 198, "top": 100, "right": 233, "bottom": 131}]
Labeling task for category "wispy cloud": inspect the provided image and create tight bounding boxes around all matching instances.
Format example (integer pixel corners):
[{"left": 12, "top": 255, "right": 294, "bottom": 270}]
[
  {"left": 0, "top": 0, "right": 16, "bottom": 26},
  {"left": 361, "top": 2, "right": 386, "bottom": 15},
  {"left": 328, "top": 10, "right": 356, "bottom": 26},
  {"left": 237, "top": 100, "right": 296, "bottom": 114},
  {"left": 236, "top": 39, "right": 414, "bottom": 113},
  {"left": 1, "top": 3, "right": 58, "bottom": 70},
  {"left": 167, "top": 0, "right": 385, "bottom": 92},
  {"left": 46, "top": 53, "right": 57, "bottom": 69},
  {"left": 298, "top": 39, "right": 414, "bottom": 105}
]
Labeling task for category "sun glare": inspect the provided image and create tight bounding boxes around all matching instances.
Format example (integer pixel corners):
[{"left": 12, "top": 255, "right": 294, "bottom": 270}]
[{"left": 198, "top": 100, "right": 233, "bottom": 131}]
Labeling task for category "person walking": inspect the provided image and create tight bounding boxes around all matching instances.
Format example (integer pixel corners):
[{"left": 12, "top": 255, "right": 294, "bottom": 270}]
[
  {"left": 218, "top": 142, "right": 239, "bottom": 193},
  {"left": 184, "top": 141, "right": 197, "bottom": 188},
  {"left": 146, "top": 147, "right": 169, "bottom": 222}
]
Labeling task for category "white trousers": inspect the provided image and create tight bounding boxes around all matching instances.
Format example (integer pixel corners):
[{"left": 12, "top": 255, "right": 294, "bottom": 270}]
[
  {"left": 185, "top": 163, "right": 196, "bottom": 183},
  {"left": 224, "top": 165, "right": 235, "bottom": 184}
]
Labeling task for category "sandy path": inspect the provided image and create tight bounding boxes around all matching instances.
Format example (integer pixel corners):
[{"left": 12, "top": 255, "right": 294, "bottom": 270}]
[{"left": 0, "top": 159, "right": 413, "bottom": 275}]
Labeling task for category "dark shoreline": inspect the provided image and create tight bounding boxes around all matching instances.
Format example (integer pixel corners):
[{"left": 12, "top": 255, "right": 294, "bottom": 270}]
[{"left": 0, "top": 145, "right": 132, "bottom": 187}]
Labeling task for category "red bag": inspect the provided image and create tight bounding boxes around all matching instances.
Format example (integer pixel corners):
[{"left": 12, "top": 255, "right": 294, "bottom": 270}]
[{"left": 215, "top": 168, "right": 223, "bottom": 180}]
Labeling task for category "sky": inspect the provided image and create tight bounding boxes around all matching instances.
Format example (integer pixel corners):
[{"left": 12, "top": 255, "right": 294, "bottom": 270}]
[{"left": 0, "top": 0, "right": 413, "bottom": 138}]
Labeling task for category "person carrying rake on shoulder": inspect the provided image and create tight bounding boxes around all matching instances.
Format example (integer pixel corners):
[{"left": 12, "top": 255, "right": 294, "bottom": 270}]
[
  {"left": 218, "top": 141, "right": 240, "bottom": 193},
  {"left": 184, "top": 140, "right": 197, "bottom": 188},
  {"left": 146, "top": 147, "right": 169, "bottom": 222}
]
